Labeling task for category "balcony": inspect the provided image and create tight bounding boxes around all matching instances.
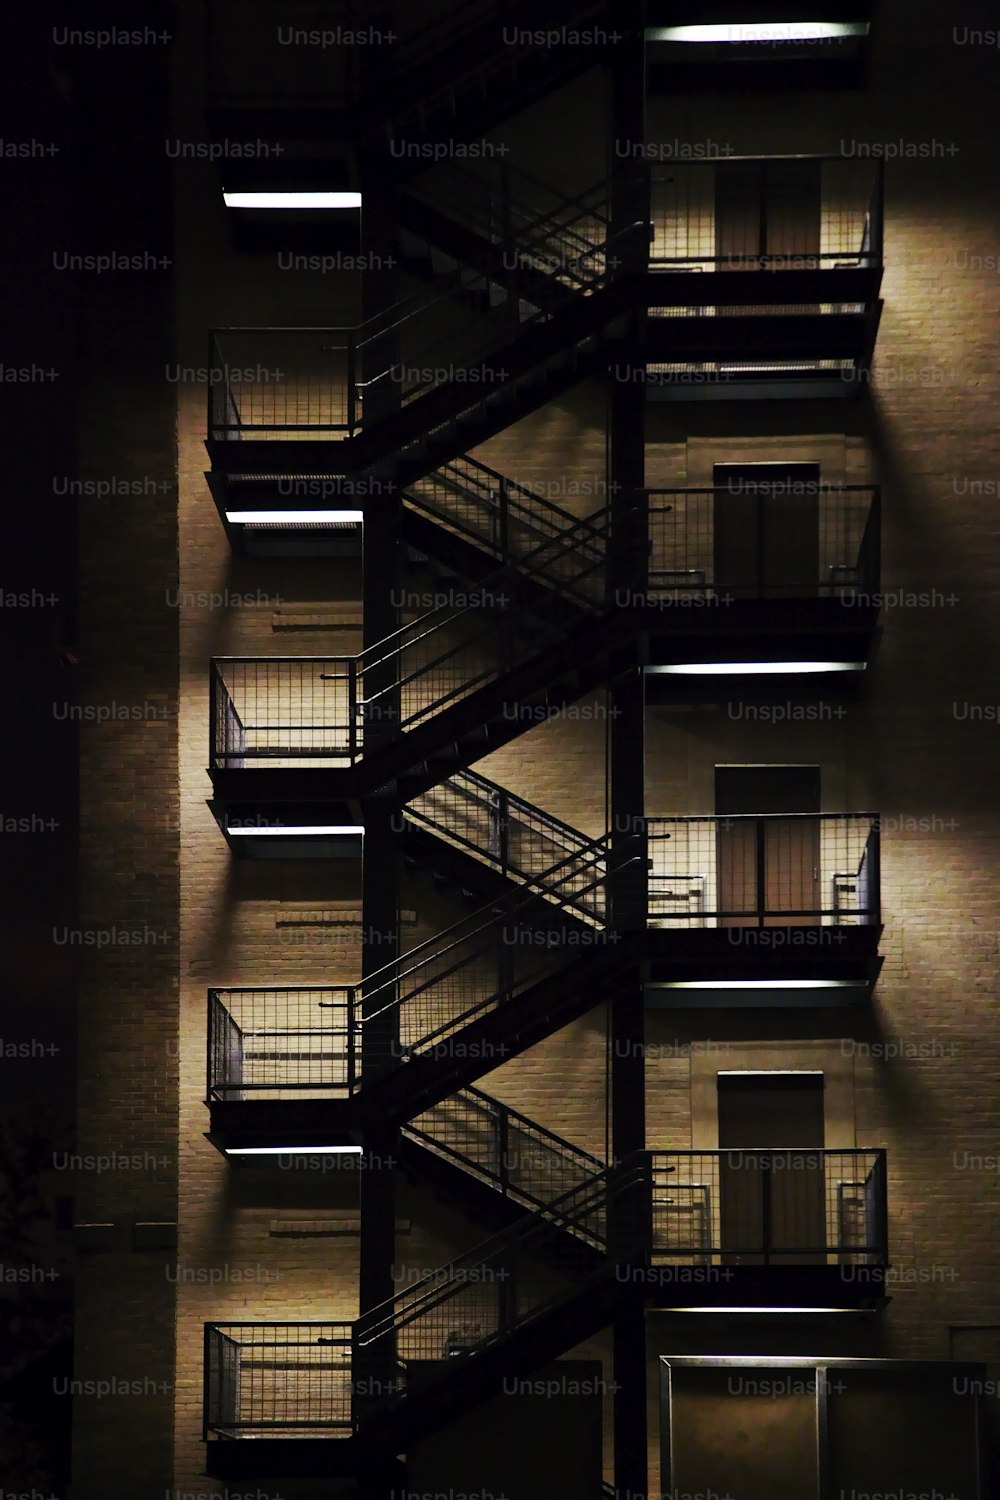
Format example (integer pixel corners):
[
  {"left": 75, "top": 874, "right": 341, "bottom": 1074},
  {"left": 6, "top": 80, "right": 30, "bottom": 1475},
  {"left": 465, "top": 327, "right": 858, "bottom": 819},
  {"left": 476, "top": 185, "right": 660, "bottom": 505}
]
[
  {"left": 203, "top": 1321, "right": 356, "bottom": 1476},
  {"left": 644, "top": 156, "right": 883, "bottom": 390},
  {"left": 208, "top": 655, "right": 361, "bottom": 843},
  {"left": 644, "top": 813, "right": 881, "bottom": 1002},
  {"left": 651, "top": 1147, "right": 887, "bottom": 1310},
  {"left": 642, "top": 482, "right": 880, "bottom": 680},
  {"left": 206, "top": 986, "right": 358, "bottom": 1148}
]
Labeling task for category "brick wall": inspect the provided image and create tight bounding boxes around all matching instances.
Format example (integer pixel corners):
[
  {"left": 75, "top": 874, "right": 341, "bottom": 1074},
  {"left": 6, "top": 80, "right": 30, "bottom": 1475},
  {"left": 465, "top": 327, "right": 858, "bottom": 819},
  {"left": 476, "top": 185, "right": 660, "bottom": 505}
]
[
  {"left": 70, "top": 19, "right": 181, "bottom": 1498},
  {"left": 71, "top": 0, "right": 1000, "bottom": 1490}
]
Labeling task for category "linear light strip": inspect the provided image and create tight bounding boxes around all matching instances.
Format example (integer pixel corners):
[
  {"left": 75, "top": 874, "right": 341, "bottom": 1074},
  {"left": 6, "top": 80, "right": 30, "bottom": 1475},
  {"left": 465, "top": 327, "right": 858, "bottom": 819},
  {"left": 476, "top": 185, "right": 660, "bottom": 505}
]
[
  {"left": 648, "top": 661, "right": 866, "bottom": 676},
  {"left": 223, "top": 191, "right": 362, "bottom": 210},
  {"left": 662, "top": 1304, "right": 862, "bottom": 1313},
  {"left": 226, "top": 1145, "right": 363, "bottom": 1156},
  {"left": 227, "top": 826, "right": 365, "bottom": 837},
  {"left": 225, "top": 510, "right": 364, "bottom": 525},
  {"left": 655, "top": 980, "right": 856, "bottom": 990},
  {"left": 649, "top": 23, "right": 869, "bottom": 43}
]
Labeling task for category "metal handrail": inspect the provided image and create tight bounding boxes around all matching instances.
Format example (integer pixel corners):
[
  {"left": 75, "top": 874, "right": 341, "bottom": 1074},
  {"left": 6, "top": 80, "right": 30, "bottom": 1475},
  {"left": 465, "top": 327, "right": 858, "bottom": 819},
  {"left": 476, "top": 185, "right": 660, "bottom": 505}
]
[
  {"left": 412, "top": 767, "right": 597, "bottom": 858},
  {"left": 358, "top": 835, "right": 628, "bottom": 1019},
  {"left": 354, "top": 1156, "right": 649, "bottom": 1348}
]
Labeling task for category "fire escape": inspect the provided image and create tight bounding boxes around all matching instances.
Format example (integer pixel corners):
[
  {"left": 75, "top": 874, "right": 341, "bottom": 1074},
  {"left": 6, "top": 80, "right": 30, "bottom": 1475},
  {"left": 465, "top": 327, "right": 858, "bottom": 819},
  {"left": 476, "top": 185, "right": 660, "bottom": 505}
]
[{"left": 197, "top": 0, "right": 886, "bottom": 1489}]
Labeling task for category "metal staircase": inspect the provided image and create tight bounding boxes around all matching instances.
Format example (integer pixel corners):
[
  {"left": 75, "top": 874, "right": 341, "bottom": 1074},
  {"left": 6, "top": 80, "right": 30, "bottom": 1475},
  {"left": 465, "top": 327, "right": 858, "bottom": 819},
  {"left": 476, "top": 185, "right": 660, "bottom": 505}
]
[
  {"left": 400, "top": 1083, "right": 607, "bottom": 1261},
  {"left": 205, "top": 1155, "right": 650, "bottom": 1470},
  {"left": 210, "top": 503, "right": 646, "bottom": 800},
  {"left": 351, "top": 837, "right": 638, "bottom": 1126},
  {"left": 397, "top": 163, "right": 617, "bottom": 301},
  {"left": 202, "top": 8, "right": 654, "bottom": 1484},
  {"left": 353, "top": 0, "right": 623, "bottom": 169},
  {"left": 402, "top": 452, "right": 608, "bottom": 601},
  {"left": 403, "top": 767, "right": 603, "bottom": 920},
  {"left": 206, "top": 218, "right": 644, "bottom": 481}
]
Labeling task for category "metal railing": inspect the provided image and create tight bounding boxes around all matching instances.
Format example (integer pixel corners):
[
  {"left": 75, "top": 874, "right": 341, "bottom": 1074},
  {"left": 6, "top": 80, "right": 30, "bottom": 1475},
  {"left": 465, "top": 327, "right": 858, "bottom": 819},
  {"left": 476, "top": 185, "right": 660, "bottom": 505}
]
[
  {"left": 210, "top": 656, "right": 356, "bottom": 768},
  {"left": 356, "top": 834, "right": 633, "bottom": 1069},
  {"left": 208, "top": 988, "right": 357, "bottom": 1101},
  {"left": 650, "top": 156, "right": 884, "bottom": 275},
  {"left": 355, "top": 504, "right": 632, "bottom": 734},
  {"left": 651, "top": 1149, "right": 888, "bottom": 1265},
  {"left": 647, "top": 484, "right": 880, "bottom": 599},
  {"left": 352, "top": 1157, "right": 648, "bottom": 1403},
  {"left": 646, "top": 814, "right": 880, "bottom": 928},
  {"left": 405, "top": 769, "right": 604, "bottom": 915},
  {"left": 205, "top": 273, "right": 539, "bottom": 444},
  {"left": 405, "top": 1084, "right": 605, "bottom": 1213},
  {"left": 404, "top": 454, "right": 607, "bottom": 604},
  {"left": 208, "top": 328, "right": 358, "bottom": 442},
  {"left": 203, "top": 1322, "right": 354, "bottom": 1438},
  {"left": 410, "top": 162, "right": 617, "bottom": 292}
]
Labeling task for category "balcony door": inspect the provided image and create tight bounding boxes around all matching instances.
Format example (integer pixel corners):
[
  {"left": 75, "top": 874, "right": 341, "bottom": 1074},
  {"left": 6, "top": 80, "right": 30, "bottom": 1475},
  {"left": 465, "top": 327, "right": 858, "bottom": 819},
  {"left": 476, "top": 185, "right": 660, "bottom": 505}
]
[
  {"left": 712, "top": 462, "right": 821, "bottom": 597},
  {"left": 718, "top": 1072, "right": 826, "bottom": 1265},
  {"left": 715, "top": 765, "right": 821, "bottom": 926},
  {"left": 715, "top": 159, "right": 822, "bottom": 270}
]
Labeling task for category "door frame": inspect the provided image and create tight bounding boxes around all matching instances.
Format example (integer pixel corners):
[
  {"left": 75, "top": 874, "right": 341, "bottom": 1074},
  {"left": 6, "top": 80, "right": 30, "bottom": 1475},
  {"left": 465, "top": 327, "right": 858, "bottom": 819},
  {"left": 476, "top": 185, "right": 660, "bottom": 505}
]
[{"left": 689, "top": 1041, "right": 855, "bottom": 1155}]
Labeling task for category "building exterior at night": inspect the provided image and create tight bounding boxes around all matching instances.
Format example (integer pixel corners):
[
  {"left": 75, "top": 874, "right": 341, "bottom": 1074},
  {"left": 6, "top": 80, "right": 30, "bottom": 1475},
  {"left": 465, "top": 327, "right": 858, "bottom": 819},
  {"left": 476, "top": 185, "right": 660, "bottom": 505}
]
[{"left": 44, "top": 1, "right": 1000, "bottom": 1495}]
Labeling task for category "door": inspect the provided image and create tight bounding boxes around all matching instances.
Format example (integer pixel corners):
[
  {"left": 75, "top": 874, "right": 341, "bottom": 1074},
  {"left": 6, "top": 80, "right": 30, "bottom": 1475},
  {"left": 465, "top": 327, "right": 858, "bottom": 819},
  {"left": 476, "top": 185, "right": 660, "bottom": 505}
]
[
  {"left": 717, "top": 1072, "right": 826, "bottom": 1265},
  {"left": 712, "top": 462, "right": 821, "bottom": 597},
  {"left": 715, "top": 766, "right": 821, "bottom": 926},
  {"left": 715, "top": 159, "right": 822, "bottom": 269}
]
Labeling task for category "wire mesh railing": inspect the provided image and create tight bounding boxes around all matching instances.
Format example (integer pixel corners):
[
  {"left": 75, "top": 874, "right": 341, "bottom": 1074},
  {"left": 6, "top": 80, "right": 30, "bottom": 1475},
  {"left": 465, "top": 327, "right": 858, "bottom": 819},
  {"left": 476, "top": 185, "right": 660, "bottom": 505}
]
[
  {"left": 356, "top": 834, "right": 632, "bottom": 1067},
  {"left": 203, "top": 1148, "right": 887, "bottom": 1436},
  {"left": 646, "top": 484, "right": 879, "bottom": 599},
  {"left": 205, "top": 840, "right": 635, "bottom": 1098},
  {"left": 404, "top": 1084, "right": 605, "bottom": 1215},
  {"left": 203, "top": 1322, "right": 354, "bottom": 1438},
  {"left": 405, "top": 769, "right": 606, "bottom": 919},
  {"left": 208, "top": 329, "right": 357, "bottom": 442},
  {"left": 646, "top": 814, "right": 880, "bottom": 928},
  {"left": 210, "top": 657, "right": 357, "bottom": 769},
  {"left": 208, "top": 988, "right": 357, "bottom": 1101},
  {"left": 651, "top": 1149, "right": 888, "bottom": 1266},
  {"left": 403, "top": 454, "right": 608, "bottom": 603},
  {"left": 410, "top": 162, "right": 617, "bottom": 292},
  {"left": 649, "top": 156, "right": 883, "bottom": 275},
  {"left": 352, "top": 1157, "right": 649, "bottom": 1403}
]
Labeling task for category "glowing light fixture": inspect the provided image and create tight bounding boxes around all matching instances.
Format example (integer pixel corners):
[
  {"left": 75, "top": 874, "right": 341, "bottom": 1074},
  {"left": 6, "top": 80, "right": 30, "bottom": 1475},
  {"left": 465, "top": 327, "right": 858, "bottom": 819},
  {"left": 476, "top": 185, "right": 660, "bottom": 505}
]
[
  {"left": 226, "top": 1145, "right": 363, "bottom": 1156},
  {"left": 223, "top": 191, "right": 362, "bottom": 210},
  {"left": 225, "top": 510, "right": 364, "bottom": 525},
  {"left": 648, "top": 22, "right": 869, "bottom": 43},
  {"left": 663, "top": 1304, "right": 860, "bottom": 1313},
  {"left": 226, "top": 825, "right": 365, "bottom": 837},
  {"left": 655, "top": 979, "right": 856, "bottom": 990},
  {"left": 648, "top": 661, "right": 866, "bottom": 675}
]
